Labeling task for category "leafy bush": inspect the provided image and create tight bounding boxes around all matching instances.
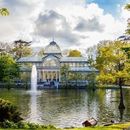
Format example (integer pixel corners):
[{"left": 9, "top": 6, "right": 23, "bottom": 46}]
[
  {"left": 0, "top": 98, "right": 23, "bottom": 123},
  {"left": 0, "top": 99, "right": 57, "bottom": 129},
  {"left": 0, "top": 120, "right": 57, "bottom": 129},
  {"left": 0, "top": 120, "right": 18, "bottom": 128}
]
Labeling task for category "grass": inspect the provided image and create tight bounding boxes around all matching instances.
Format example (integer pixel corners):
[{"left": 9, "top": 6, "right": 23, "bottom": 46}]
[
  {"left": 0, "top": 122, "right": 130, "bottom": 130},
  {"left": 63, "top": 122, "right": 130, "bottom": 130}
]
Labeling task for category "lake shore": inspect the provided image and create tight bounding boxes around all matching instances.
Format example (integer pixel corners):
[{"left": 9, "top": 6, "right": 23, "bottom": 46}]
[
  {"left": 63, "top": 122, "right": 130, "bottom": 130},
  {"left": 0, "top": 122, "right": 130, "bottom": 130}
]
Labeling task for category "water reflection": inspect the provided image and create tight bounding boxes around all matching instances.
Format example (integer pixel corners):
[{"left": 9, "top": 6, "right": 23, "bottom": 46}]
[
  {"left": 119, "top": 109, "right": 124, "bottom": 122},
  {"left": 0, "top": 88, "right": 130, "bottom": 128},
  {"left": 27, "top": 92, "right": 42, "bottom": 124},
  {"left": 29, "top": 94, "right": 37, "bottom": 123}
]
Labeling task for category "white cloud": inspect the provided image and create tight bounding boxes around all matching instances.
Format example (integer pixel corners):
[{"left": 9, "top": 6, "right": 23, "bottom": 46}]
[
  {"left": 34, "top": 10, "right": 79, "bottom": 45},
  {"left": 0, "top": 0, "right": 44, "bottom": 42},
  {"left": 75, "top": 16, "right": 105, "bottom": 32},
  {"left": 0, "top": 0, "right": 129, "bottom": 51}
]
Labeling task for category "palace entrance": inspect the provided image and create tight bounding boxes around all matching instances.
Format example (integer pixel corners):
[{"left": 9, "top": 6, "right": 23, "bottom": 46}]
[{"left": 39, "top": 70, "right": 60, "bottom": 82}]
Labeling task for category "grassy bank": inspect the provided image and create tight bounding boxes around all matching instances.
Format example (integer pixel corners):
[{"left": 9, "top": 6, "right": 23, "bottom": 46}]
[
  {"left": 64, "top": 122, "right": 130, "bottom": 130},
  {"left": 0, "top": 122, "right": 130, "bottom": 130}
]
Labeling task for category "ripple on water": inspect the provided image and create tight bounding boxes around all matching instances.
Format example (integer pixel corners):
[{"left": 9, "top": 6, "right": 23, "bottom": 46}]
[{"left": 0, "top": 88, "right": 130, "bottom": 128}]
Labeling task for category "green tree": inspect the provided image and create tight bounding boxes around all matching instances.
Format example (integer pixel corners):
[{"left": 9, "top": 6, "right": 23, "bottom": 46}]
[
  {"left": 96, "top": 40, "right": 130, "bottom": 109},
  {"left": 70, "top": 72, "right": 82, "bottom": 86},
  {"left": 0, "top": 8, "right": 9, "bottom": 16},
  {"left": 125, "top": 4, "right": 130, "bottom": 10},
  {"left": 86, "top": 45, "right": 100, "bottom": 89},
  {"left": 12, "top": 40, "right": 32, "bottom": 60},
  {"left": 60, "top": 64, "right": 70, "bottom": 86},
  {"left": 0, "top": 54, "right": 19, "bottom": 89},
  {"left": 86, "top": 45, "right": 97, "bottom": 67},
  {"left": 125, "top": 4, "right": 130, "bottom": 35},
  {"left": 68, "top": 50, "right": 82, "bottom": 57},
  {"left": 0, "top": 98, "right": 22, "bottom": 123},
  {"left": 87, "top": 72, "right": 97, "bottom": 90}
]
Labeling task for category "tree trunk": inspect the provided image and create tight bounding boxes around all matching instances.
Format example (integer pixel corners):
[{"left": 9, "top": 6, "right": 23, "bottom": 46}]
[{"left": 118, "top": 78, "right": 125, "bottom": 109}]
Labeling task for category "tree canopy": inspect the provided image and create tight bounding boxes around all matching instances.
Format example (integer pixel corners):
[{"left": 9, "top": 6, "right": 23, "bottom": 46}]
[
  {"left": 68, "top": 50, "right": 82, "bottom": 57},
  {"left": 96, "top": 41, "right": 130, "bottom": 85},
  {"left": 12, "top": 40, "right": 32, "bottom": 60},
  {"left": 0, "top": 54, "right": 19, "bottom": 82},
  {"left": 0, "top": 8, "right": 9, "bottom": 16},
  {"left": 60, "top": 64, "right": 69, "bottom": 81},
  {"left": 125, "top": 4, "right": 130, "bottom": 10}
]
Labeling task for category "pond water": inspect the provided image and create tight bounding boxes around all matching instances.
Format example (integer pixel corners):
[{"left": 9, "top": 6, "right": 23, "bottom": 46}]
[{"left": 0, "top": 88, "right": 130, "bottom": 128}]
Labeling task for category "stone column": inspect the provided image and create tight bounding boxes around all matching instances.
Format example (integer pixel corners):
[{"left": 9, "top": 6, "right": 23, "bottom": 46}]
[
  {"left": 43, "top": 71, "right": 45, "bottom": 81},
  {"left": 47, "top": 71, "right": 49, "bottom": 80},
  {"left": 42, "top": 70, "right": 44, "bottom": 81},
  {"left": 52, "top": 71, "right": 54, "bottom": 81},
  {"left": 45, "top": 71, "right": 47, "bottom": 81},
  {"left": 59, "top": 70, "right": 61, "bottom": 82},
  {"left": 40, "top": 70, "right": 42, "bottom": 81},
  {"left": 46, "top": 71, "right": 48, "bottom": 80},
  {"left": 50, "top": 71, "right": 52, "bottom": 81},
  {"left": 36, "top": 70, "right": 39, "bottom": 81}
]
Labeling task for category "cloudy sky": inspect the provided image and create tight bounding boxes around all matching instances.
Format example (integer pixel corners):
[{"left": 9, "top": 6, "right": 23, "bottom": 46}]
[{"left": 0, "top": 0, "right": 130, "bottom": 51}]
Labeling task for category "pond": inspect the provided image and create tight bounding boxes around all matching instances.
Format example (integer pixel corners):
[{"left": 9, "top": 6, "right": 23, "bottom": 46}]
[{"left": 0, "top": 88, "right": 130, "bottom": 128}]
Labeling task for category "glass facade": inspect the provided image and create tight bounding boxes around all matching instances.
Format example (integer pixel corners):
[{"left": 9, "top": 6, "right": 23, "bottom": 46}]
[{"left": 17, "top": 41, "right": 98, "bottom": 83}]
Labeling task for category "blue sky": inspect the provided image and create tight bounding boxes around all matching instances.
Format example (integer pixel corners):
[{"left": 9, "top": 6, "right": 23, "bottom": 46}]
[{"left": 87, "top": 0, "right": 128, "bottom": 16}]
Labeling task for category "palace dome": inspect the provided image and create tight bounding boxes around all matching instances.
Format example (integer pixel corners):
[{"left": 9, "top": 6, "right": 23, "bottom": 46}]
[{"left": 44, "top": 41, "right": 61, "bottom": 54}]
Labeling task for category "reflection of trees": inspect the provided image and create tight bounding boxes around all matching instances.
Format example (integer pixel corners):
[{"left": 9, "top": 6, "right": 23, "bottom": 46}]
[
  {"left": 96, "top": 89, "right": 119, "bottom": 123},
  {"left": 121, "top": 89, "right": 130, "bottom": 121},
  {"left": 38, "top": 90, "right": 98, "bottom": 127},
  {"left": 111, "top": 88, "right": 130, "bottom": 122},
  {"left": 119, "top": 108, "right": 124, "bottom": 122},
  {"left": 1, "top": 89, "right": 130, "bottom": 127}
]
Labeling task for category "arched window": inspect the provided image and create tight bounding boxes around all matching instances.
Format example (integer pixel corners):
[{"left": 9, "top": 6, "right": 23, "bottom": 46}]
[{"left": 43, "top": 56, "right": 59, "bottom": 67}]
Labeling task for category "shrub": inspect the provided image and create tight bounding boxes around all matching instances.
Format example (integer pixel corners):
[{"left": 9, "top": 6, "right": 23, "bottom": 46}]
[
  {"left": 0, "top": 99, "right": 57, "bottom": 129},
  {"left": 0, "top": 121, "right": 57, "bottom": 129},
  {"left": 0, "top": 98, "right": 23, "bottom": 123},
  {"left": 0, "top": 120, "right": 18, "bottom": 128}
]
